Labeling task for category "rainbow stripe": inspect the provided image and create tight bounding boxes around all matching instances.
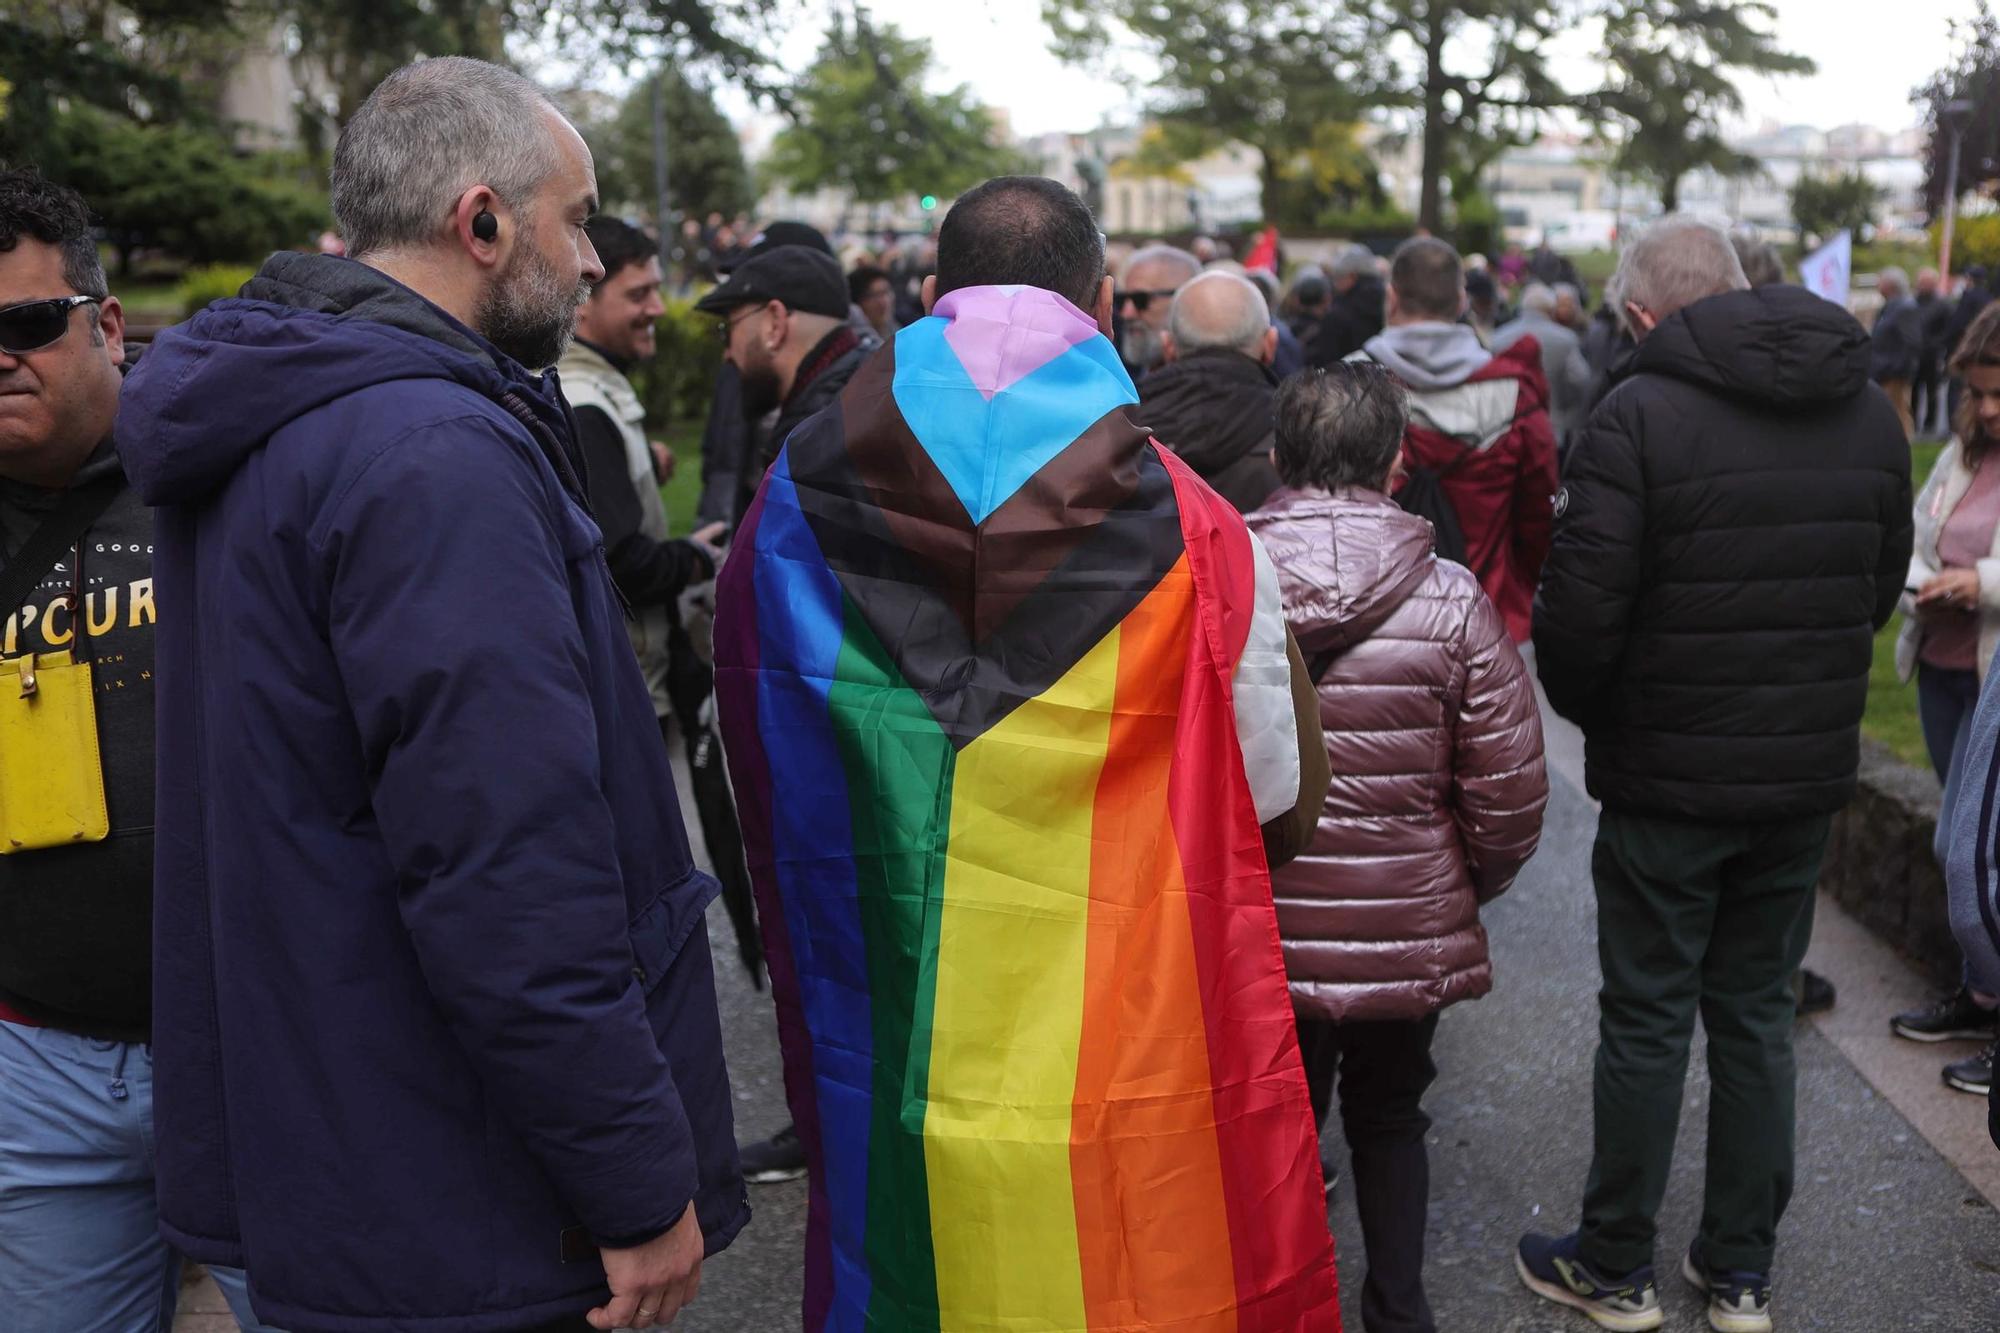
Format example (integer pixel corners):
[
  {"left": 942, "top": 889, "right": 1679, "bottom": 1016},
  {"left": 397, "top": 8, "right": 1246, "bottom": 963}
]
[{"left": 715, "top": 286, "right": 1336, "bottom": 1331}]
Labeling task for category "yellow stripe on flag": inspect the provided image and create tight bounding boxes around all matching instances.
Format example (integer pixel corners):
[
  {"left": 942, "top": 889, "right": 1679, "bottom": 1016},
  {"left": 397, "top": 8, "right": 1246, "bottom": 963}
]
[{"left": 923, "top": 624, "right": 1123, "bottom": 1330}]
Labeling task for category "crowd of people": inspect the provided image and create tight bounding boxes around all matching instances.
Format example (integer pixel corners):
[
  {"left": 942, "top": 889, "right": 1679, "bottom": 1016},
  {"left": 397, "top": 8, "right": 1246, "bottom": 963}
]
[{"left": 0, "top": 51, "right": 1991, "bottom": 1333}]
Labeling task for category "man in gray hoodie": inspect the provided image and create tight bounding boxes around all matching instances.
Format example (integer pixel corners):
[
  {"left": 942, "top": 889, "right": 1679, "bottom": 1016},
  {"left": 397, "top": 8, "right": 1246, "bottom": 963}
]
[{"left": 1349, "top": 238, "right": 1557, "bottom": 642}]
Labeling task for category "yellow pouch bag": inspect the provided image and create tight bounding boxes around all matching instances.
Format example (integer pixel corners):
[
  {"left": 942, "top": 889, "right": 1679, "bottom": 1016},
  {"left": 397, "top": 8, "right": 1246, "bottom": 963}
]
[{"left": 0, "top": 650, "right": 109, "bottom": 854}]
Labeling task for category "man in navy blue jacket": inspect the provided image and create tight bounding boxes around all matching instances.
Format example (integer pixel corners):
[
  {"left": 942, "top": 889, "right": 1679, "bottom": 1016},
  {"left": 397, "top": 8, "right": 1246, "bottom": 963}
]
[{"left": 116, "top": 57, "right": 745, "bottom": 1333}]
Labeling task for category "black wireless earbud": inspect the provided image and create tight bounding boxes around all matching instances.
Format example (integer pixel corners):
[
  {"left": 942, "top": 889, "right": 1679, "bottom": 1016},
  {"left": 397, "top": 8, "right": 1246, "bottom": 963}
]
[{"left": 471, "top": 210, "right": 498, "bottom": 242}]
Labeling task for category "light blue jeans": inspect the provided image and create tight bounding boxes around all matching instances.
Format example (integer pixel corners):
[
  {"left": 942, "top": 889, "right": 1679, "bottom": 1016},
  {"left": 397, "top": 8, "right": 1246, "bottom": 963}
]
[{"left": 0, "top": 1019, "right": 282, "bottom": 1332}]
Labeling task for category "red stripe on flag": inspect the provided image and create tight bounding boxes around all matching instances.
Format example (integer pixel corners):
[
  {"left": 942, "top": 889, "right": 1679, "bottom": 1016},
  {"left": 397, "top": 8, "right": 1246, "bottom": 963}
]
[{"left": 1158, "top": 449, "right": 1339, "bottom": 1330}]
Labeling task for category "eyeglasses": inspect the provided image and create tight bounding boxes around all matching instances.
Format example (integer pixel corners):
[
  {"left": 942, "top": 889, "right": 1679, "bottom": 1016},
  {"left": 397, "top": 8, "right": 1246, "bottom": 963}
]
[
  {"left": 0, "top": 296, "right": 100, "bottom": 355},
  {"left": 1115, "top": 288, "right": 1179, "bottom": 313},
  {"left": 716, "top": 306, "right": 763, "bottom": 345}
]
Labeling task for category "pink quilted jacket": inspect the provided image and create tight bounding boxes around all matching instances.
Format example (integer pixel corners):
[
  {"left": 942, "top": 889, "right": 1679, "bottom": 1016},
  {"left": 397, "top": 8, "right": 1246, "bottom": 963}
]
[{"left": 1247, "top": 485, "right": 1549, "bottom": 1023}]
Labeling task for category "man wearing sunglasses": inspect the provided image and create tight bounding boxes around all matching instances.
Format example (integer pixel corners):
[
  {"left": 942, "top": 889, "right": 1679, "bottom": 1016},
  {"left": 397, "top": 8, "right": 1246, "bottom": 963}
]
[
  {"left": 1113, "top": 243, "right": 1199, "bottom": 379},
  {"left": 116, "top": 58, "right": 745, "bottom": 1333},
  {"left": 0, "top": 172, "right": 278, "bottom": 1332}
]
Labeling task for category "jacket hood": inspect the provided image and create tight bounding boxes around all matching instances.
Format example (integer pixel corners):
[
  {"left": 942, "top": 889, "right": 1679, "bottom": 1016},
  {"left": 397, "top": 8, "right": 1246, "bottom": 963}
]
[
  {"left": 1249, "top": 486, "right": 1435, "bottom": 656},
  {"left": 1363, "top": 321, "right": 1493, "bottom": 391},
  {"left": 1135, "top": 348, "right": 1276, "bottom": 475},
  {"left": 116, "top": 251, "right": 555, "bottom": 506},
  {"left": 1616, "top": 283, "right": 1872, "bottom": 409}
]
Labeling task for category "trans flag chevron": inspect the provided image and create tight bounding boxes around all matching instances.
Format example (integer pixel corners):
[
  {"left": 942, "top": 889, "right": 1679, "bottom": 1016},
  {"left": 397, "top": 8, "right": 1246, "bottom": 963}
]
[{"left": 713, "top": 285, "right": 1339, "bottom": 1331}]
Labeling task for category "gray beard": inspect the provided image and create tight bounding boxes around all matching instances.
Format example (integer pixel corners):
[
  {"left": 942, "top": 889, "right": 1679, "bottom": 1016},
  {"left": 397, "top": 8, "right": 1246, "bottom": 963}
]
[
  {"left": 1119, "top": 320, "right": 1167, "bottom": 371},
  {"left": 476, "top": 243, "right": 589, "bottom": 371}
]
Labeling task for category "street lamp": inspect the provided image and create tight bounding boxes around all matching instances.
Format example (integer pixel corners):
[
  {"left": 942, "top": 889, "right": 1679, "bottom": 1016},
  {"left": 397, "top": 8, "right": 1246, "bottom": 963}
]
[{"left": 1939, "top": 98, "right": 1976, "bottom": 284}]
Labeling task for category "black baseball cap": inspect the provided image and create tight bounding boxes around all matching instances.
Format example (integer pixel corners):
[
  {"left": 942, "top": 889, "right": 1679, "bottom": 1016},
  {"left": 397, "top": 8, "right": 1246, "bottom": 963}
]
[
  {"left": 695, "top": 245, "right": 849, "bottom": 320},
  {"left": 719, "top": 220, "right": 833, "bottom": 273}
]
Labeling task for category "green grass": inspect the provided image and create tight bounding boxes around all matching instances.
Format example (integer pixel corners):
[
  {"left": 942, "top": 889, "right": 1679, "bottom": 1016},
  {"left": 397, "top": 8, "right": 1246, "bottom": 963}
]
[
  {"left": 113, "top": 279, "right": 188, "bottom": 320},
  {"left": 657, "top": 419, "right": 706, "bottom": 535},
  {"left": 1862, "top": 440, "right": 1944, "bottom": 769}
]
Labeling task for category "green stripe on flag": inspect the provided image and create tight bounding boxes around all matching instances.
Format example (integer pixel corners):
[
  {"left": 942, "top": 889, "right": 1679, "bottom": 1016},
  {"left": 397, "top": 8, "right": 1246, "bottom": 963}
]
[{"left": 829, "top": 598, "right": 951, "bottom": 1329}]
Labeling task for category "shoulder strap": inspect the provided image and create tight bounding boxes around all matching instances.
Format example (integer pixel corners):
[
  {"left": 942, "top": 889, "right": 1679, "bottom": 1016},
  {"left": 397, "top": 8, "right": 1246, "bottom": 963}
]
[{"left": 0, "top": 473, "right": 124, "bottom": 622}]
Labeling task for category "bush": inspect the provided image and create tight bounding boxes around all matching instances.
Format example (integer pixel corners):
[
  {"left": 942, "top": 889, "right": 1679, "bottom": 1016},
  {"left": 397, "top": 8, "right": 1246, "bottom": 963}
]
[
  {"left": 629, "top": 296, "right": 725, "bottom": 431},
  {"left": 1452, "top": 191, "right": 1502, "bottom": 261},
  {"left": 49, "top": 105, "right": 327, "bottom": 271},
  {"left": 1933, "top": 212, "right": 2000, "bottom": 273},
  {"left": 177, "top": 264, "right": 256, "bottom": 316},
  {"left": 1309, "top": 203, "right": 1416, "bottom": 239}
]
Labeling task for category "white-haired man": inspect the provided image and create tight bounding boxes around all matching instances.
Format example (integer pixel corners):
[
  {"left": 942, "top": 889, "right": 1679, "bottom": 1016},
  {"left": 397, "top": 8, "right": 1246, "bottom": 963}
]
[
  {"left": 117, "top": 57, "right": 745, "bottom": 1332},
  {"left": 1518, "top": 215, "right": 1912, "bottom": 1333},
  {"left": 1115, "top": 242, "right": 1200, "bottom": 376},
  {"left": 1136, "top": 269, "right": 1283, "bottom": 511}
]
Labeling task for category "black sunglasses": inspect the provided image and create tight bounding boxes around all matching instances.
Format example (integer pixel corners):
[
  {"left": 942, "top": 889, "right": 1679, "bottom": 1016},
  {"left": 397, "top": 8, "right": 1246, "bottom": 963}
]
[
  {"left": 0, "top": 296, "right": 101, "bottom": 355},
  {"left": 1115, "top": 287, "right": 1179, "bottom": 313}
]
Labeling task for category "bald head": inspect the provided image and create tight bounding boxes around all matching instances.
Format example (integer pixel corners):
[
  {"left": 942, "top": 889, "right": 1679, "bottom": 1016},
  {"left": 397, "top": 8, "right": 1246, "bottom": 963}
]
[{"left": 1166, "top": 270, "right": 1276, "bottom": 367}]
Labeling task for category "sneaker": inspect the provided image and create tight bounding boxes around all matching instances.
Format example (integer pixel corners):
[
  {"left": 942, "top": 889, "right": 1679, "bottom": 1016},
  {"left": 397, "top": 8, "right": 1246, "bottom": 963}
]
[
  {"left": 738, "top": 1122, "right": 806, "bottom": 1183},
  {"left": 1891, "top": 988, "right": 1997, "bottom": 1042},
  {"left": 1515, "top": 1231, "right": 1663, "bottom": 1331},
  {"left": 1945, "top": 1039, "right": 1996, "bottom": 1096},
  {"left": 1794, "top": 968, "right": 1836, "bottom": 1018},
  {"left": 1680, "top": 1240, "right": 1772, "bottom": 1333}
]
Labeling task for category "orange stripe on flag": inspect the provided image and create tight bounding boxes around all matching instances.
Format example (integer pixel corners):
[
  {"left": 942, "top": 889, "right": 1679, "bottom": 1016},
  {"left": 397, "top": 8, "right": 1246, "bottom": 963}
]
[{"left": 1072, "top": 558, "right": 1240, "bottom": 1332}]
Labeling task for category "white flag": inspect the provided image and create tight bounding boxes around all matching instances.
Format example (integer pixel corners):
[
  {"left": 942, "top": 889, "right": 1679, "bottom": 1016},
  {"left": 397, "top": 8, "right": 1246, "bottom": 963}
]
[{"left": 1799, "top": 230, "right": 1853, "bottom": 307}]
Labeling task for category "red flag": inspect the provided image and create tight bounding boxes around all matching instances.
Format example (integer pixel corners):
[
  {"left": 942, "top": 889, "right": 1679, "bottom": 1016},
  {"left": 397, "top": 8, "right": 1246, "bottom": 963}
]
[{"left": 1244, "top": 225, "right": 1280, "bottom": 275}]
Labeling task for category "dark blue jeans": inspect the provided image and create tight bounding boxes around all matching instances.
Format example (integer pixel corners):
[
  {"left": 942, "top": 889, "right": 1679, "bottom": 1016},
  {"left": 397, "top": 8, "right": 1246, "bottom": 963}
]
[{"left": 1919, "top": 662, "right": 1992, "bottom": 997}]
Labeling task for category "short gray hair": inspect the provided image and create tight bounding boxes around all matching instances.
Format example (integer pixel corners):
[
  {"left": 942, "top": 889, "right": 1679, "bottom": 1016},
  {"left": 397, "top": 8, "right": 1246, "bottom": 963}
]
[
  {"left": 1607, "top": 214, "right": 1748, "bottom": 335},
  {"left": 332, "top": 57, "right": 566, "bottom": 258},
  {"left": 1169, "top": 271, "right": 1271, "bottom": 356},
  {"left": 1274, "top": 362, "right": 1410, "bottom": 493},
  {"left": 1328, "top": 243, "right": 1377, "bottom": 280},
  {"left": 1520, "top": 282, "right": 1557, "bottom": 316},
  {"left": 1731, "top": 232, "right": 1784, "bottom": 287},
  {"left": 1120, "top": 243, "right": 1201, "bottom": 287},
  {"left": 1878, "top": 266, "right": 1909, "bottom": 297}
]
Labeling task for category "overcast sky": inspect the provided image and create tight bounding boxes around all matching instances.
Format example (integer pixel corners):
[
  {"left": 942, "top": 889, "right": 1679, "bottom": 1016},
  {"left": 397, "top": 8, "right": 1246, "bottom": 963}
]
[{"left": 735, "top": 0, "right": 1985, "bottom": 142}]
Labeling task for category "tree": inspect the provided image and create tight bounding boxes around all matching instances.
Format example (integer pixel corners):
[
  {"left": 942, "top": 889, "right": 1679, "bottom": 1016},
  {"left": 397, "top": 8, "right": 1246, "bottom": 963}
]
[
  {"left": 1790, "top": 169, "right": 1885, "bottom": 249},
  {"left": 50, "top": 103, "right": 326, "bottom": 270},
  {"left": 1914, "top": 1, "right": 2000, "bottom": 221},
  {"left": 0, "top": 2, "right": 230, "bottom": 168},
  {"left": 274, "top": 0, "right": 792, "bottom": 133},
  {"left": 1045, "top": 0, "right": 1575, "bottom": 233},
  {"left": 1590, "top": 0, "right": 1812, "bottom": 212},
  {"left": 763, "top": 14, "right": 1023, "bottom": 210},
  {"left": 1046, "top": 0, "right": 1379, "bottom": 226},
  {"left": 578, "top": 68, "right": 754, "bottom": 223},
  {"left": 1354, "top": 0, "right": 1576, "bottom": 235}
]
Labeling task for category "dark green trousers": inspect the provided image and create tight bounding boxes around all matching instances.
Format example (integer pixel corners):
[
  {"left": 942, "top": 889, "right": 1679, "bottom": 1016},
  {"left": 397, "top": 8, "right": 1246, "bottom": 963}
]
[{"left": 1579, "top": 809, "right": 1830, "bottom": 1277}]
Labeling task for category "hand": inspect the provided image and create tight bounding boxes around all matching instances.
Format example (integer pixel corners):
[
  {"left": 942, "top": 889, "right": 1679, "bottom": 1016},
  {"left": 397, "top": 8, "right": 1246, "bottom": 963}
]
[
  {"left": 1918, "top": 568, "right": 1982, "bottom": 612},
  {"left": 589, "top": 1205, "right": 704, "bottom": 1330},
  {"left": 651, "top": 440, "right": 676, "bottom": 482},
  {"left": 688, "top": 521, "right": 728, "bottom": 573}
]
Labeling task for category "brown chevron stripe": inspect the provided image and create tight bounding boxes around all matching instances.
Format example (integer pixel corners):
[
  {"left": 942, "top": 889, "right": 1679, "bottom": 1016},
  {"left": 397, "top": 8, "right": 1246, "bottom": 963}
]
[{"left": 779, "top": 341, "right": 1185, "bottom": 747}]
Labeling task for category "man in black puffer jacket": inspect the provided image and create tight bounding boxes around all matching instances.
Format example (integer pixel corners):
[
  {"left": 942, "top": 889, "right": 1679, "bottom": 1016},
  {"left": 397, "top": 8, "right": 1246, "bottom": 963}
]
[{"left": 1517, "top": 216, "right": 1912, "bottom": 1333}]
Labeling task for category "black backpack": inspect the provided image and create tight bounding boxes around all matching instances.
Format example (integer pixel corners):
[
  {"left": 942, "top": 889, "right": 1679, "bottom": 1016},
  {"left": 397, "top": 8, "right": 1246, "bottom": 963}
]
[{"left": 1395, "top": 449, "right": 1473, "bottom": 566}]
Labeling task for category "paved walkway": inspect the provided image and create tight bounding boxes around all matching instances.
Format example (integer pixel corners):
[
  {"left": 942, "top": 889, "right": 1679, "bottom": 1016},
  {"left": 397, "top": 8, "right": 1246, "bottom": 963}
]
[{"left": 179, "top": 700, "right": 2000, "bottom": 1330}]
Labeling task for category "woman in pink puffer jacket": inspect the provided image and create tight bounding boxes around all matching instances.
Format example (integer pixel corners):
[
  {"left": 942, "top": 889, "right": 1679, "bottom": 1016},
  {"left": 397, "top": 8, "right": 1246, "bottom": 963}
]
[{"left": 1248, "top": 362, "right": 1548, "bottom": 1333}]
